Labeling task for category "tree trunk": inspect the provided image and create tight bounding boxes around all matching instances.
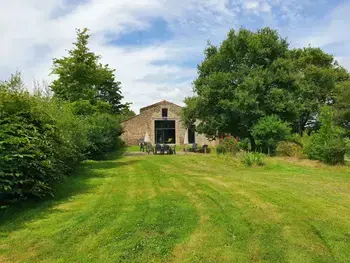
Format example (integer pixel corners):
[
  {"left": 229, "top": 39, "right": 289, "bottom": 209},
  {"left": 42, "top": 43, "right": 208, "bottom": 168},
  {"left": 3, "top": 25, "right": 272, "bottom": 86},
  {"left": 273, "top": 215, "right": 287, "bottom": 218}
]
[{"left": 249, "top": 135, "right": 257, "bottom": 151}]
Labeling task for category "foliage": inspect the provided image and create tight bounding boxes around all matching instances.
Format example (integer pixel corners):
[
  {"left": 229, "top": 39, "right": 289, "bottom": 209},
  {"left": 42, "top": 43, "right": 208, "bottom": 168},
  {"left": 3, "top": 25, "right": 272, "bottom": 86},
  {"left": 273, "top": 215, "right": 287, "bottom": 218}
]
[
  {"left": 276, "top": 141, "right": 303, "bottom": 157},
  {"left": 183, "top": 27, "right": 349, "bottom": 143},
  {"left": 0, "top": 78, "right": 62, "bottom": 202},
  {"left": 322, "top": 139, "right": 347, "bottom": 165},
  {"left": 239, "top": 152, "right": 265, "bottom": 167},
  {"left": 216, "top": 136, "right": 240, "bottom": 155},
  {"left": 251, "top": 115, "right": 291, "bottom": 154},
  {"left": 181, "top": 97, "right": 199, "bottom": 129},
  {"left": 50, "top": 28, "right": 128, "bottom": 114},
  {"left": 0, "top": 73, "right": 123, "bottom": 204},
  {"left": 304, "top": 106, "right": 346, "bottom": 164},
  {"left": 333, "top": 81, "right": 350, "bottom": 135},
  {"left": 86, "top": 113, "right": 122, "bottom": 158},
  {"left": 237, "top": 138, "right": 252, "bottom": 152}
]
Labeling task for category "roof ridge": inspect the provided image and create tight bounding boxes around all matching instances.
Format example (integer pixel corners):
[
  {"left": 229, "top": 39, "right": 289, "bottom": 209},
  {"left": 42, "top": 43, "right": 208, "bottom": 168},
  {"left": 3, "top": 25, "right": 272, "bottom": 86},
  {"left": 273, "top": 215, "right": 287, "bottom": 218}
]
[{"left": 140, "top": 100, "right": 182, "bottom": 111}]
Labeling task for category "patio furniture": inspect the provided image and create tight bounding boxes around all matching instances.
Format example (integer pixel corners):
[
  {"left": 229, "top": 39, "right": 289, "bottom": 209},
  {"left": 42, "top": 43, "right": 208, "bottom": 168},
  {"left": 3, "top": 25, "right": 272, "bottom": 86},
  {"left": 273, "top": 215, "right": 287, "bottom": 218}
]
[
  {"left": 138, "top": 139, "right": 145, "bottom": 152},
  {"left": 163, "top": 144, "right": 170, "bottom": 155},
  {"left": 155, "top": 144, "right": 163, "bottom": 155},
  {"left": 198, "top": 145, "right": 211, "bottom": 154},
  {"left": 170, "top": 144, "right": 176, "bottom": 154},
  {"left": 146, "top": 142, "right": 154, "bottom": 155},
  {"left": 188, "top": 143, "right": 198, "bottom": 152}
]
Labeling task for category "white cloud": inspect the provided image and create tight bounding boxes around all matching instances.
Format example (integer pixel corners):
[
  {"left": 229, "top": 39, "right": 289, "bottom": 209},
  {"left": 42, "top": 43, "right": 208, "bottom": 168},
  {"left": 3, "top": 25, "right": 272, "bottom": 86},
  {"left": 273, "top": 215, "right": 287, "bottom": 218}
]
[
  {"left": 0, "top": 0, "right": 348, "bottom": 112},
  {"left": 244, "top": 1, "right": 260, "bottom": 11}
]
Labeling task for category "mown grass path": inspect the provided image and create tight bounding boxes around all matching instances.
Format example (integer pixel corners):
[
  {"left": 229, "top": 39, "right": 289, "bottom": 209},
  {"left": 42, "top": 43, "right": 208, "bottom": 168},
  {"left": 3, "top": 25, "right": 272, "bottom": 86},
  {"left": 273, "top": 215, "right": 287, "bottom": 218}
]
[{"left": 0, "top": 153, "right": 349, "bottom": 262}]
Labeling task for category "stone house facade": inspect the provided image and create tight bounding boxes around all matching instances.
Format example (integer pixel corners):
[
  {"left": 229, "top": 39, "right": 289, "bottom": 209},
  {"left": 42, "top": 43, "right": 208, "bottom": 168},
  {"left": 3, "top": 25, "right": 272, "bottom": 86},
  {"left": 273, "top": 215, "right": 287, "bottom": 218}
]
[{"left": 121, "top": 100, "right": 217, "bottom": 146}]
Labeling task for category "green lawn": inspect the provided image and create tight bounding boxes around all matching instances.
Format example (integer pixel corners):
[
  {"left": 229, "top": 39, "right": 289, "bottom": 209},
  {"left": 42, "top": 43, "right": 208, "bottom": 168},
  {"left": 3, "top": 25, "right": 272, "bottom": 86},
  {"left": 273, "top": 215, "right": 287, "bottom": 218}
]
[{"left": 1, "top": 153, "right": 349, "bottom": 263}]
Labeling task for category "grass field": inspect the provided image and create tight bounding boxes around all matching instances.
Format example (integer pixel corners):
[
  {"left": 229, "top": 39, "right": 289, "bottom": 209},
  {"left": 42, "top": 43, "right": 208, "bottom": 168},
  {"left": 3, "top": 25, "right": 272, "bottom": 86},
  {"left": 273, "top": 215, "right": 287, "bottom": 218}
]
[{"left": 0, "top": 151, "right": 349, "bottom": 262}]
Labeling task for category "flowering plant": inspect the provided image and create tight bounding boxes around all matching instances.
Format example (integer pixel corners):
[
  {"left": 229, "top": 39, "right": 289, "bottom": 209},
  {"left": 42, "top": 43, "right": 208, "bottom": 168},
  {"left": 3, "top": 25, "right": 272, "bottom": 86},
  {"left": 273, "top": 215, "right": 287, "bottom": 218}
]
[{"left": 216, "top": 135, "right": 240, "bottom": 155}]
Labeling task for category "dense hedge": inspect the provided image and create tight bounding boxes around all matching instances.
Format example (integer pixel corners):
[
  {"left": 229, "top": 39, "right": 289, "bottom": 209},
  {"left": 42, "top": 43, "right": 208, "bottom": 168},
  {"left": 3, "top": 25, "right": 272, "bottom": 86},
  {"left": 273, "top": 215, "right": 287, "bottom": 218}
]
[{"left": 0, "top": 86, "right": 122, "bottom": 204}]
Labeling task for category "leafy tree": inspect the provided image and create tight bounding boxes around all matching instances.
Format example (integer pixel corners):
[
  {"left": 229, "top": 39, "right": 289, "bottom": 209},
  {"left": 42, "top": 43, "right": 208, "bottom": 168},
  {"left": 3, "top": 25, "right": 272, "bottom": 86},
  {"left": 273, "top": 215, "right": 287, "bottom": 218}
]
[
  {"left": 304, "top": 106, "right": 346, "bottom": 164},
  {"left": 182, "top": 97, "right": 200, "bottom": 129},
  {"left": 0, "top": 75, "right": 64, "bottom": 202},
  {"left": 0, "top": 71, "right": 25, "bottom": 93},
  {"left": 284, "top": 48, "right": 349, "bottom": 133},
  {"left": 50, "top": 28, "right": 127, "bottom": 114},
  {"left": 251, "top": 115, "right": 291, "bottom": 155},
  {"left": 184, "top": 27, "right": 349, "bottom": 146},
  {"left": 333, "top": 81, "right": 350, "bottom": 135}
]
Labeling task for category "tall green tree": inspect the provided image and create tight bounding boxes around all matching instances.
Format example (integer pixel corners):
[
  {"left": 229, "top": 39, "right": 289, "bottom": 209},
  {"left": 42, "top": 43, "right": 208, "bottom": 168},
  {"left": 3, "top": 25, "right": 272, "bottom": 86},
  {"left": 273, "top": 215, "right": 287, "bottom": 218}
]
[
  {"left": 333, "top": 81, "right": 350, "bottom": 135},
  {"left": 251, "top": 115, "right": 291, "bottom": 155},
  {"left": 50, "top": 28, "right": 127, "bottom": 114},
  {"left": 183, "top": 27, "right": 349, "bottom": 143}
]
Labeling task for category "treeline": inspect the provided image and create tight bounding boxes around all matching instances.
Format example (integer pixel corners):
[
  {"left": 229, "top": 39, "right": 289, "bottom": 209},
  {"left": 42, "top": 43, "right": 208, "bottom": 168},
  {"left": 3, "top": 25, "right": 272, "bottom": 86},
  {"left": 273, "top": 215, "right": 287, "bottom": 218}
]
[
  {"left": 0, "top": 29, "right": 133, "bottom": 205},
  {"left": 183, "top": 27, "right": 350, "bottom": 164}
]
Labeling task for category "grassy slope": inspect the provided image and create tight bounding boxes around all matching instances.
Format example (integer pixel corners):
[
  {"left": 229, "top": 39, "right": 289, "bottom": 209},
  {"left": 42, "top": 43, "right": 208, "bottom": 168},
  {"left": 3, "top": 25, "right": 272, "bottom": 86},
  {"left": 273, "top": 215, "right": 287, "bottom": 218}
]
[{"left": 0, "top": 153, "right": 349, "bottom": 263}]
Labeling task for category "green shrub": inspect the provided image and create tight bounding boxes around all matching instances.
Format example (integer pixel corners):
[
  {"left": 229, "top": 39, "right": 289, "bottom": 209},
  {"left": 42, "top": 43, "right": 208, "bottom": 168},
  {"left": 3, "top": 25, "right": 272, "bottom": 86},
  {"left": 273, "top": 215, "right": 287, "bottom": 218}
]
[
  {"left": 216, "top": 136, "right": 240, "bottom": 155},
  {"left": 304, "top": 107, "right": 346, "bottom": 165},
  {"left": 0, "top": 74, "right": 123, "bottom": 204},
  {"left": 0, "top": 89, "right": 62, "bottom": 201},
  {"left": 322, "top": 139, "right": 346, "bottom": 165},
  {"left": 237, "top": 138, "right": 252, "bottom": 152},
  {"left": 252, "top": 115, "right": 291, "bottom": 155},
  {"left": 276, "top": 141, "right": 302, "bottom": 157},
  {"left": 86, "top": 113, "right": 122, "bottom": 158},
  {"left": 240, "top": 152, "right": 265, "bottom": 167},
  {"left": 216, "top": 144, "right": 226, "bottom": 154},
  {"left": 346, "top": 138, "right": 350, "bottom": 158}
]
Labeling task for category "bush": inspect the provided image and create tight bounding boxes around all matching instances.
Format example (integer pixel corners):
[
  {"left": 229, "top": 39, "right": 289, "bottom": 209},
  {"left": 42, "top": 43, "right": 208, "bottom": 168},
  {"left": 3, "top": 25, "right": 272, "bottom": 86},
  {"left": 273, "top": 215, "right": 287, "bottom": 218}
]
[
  {"left": 252, "top": 115, "right": 291, "bottom": 155},
  {"left": 216, "top": 144, "right": 226, "bottom": 154},
  {"left": 237, "top": 138, "right": 252, "bottom": 152},
  {"left": 0, "top": 89, "right": 63, "bottom": 202},
  {"left": 0, "top": 74, "right": 123, "bottom": 204},
  {"left": 240, "top": 152, "right": 265, "bottom": 167},
  {"left": 322, "top": 139, "right": 346, "bottom": 165},
  {"left": 86, "top": 113, "right": 122, "bottom": 158},
  {"left": 216, "top": 136, "right": 240, "bottom": 155},
  {"left": 304, "top": 107, "right": 346, "bottom": 165},
  {"left": 276, "top": 141, "right": 302, "bottom": 157}
]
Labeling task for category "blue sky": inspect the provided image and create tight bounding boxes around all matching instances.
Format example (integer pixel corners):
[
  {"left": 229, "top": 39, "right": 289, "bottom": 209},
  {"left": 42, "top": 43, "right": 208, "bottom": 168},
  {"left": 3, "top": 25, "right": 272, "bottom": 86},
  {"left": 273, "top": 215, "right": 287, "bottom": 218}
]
[{"left": 1, "top": 0, "right": 350, "bottom": 112}]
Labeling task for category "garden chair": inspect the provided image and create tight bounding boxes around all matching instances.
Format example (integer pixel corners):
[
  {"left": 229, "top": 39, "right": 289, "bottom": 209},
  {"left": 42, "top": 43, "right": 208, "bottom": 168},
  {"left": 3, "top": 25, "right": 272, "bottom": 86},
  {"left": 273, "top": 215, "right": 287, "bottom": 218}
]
[
  {"left": 170, "top": 145, "right": 176, "bottom": 155},
  {"left": 146, "top": 142, "right": 154, "bottom": 155},
  {"left": 155, "top": 144, "right": 163, "bottom": 155},
  {"left": 198, "top": 145, "right": 210, "bottom": 154},
  {"left": 188, "top": 143, "right": 198, "bottom": 152},
  {"left": 138, "top": 139, "right": 145, "bottom": 152},
  {"left": 163, "top": 144, "right": 170, "bottom": 155}
]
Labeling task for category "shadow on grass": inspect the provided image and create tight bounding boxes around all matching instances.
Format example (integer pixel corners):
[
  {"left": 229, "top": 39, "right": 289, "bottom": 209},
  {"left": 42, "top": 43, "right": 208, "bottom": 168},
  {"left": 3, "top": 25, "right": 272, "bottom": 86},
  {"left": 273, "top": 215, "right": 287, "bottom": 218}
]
[
  {"left": 0, "top": 148, "right": 137, "bottom": 234},
  {"left": 83, "top": 160, "right": 140, "bottom": 171}
]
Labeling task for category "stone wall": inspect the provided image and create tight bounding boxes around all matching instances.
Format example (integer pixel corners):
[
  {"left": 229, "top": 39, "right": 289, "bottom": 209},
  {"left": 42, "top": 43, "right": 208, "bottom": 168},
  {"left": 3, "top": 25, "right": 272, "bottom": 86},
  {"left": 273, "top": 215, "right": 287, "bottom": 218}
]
[
  {"left": 121, "top": 101, "right": 185, "bottom": 145},
  {"left": 121, "top": 100, "right": 219, "bottom": 146}
]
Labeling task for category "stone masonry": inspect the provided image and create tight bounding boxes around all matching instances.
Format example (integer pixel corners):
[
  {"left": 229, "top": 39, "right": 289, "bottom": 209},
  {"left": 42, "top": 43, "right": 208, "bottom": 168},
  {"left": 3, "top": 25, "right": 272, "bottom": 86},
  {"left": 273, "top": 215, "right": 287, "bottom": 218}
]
[{"left": 121, "top": 100, "right": 218, "bottom": 146}]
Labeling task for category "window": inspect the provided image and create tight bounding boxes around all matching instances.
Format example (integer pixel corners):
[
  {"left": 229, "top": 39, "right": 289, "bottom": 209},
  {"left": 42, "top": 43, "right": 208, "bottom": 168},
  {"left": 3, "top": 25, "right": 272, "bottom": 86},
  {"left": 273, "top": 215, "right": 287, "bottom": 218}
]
[
  {"left": 162, "top": 108, "right": 168, "bottom": 118},
  {"left": 155, "top": 120, "right": 176, "bottom": 144}
]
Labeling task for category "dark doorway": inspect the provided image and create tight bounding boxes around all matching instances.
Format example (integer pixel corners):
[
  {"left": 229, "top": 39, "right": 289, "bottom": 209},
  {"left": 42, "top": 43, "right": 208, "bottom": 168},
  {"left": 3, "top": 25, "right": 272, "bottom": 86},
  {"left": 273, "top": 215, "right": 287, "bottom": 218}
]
[
  {"left": 188, "top": 125, "right": 196, "bottom": 144},
  {"left": 155, "top": 120, "right": 176, "bottom": 144}
]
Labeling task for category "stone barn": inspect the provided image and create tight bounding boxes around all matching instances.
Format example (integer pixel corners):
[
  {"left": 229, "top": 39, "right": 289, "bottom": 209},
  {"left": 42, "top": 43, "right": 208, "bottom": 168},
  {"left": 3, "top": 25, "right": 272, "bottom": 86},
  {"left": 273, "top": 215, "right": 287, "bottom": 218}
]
[{"left": 121, "top": 100, "right": 217, "bottom": 146}]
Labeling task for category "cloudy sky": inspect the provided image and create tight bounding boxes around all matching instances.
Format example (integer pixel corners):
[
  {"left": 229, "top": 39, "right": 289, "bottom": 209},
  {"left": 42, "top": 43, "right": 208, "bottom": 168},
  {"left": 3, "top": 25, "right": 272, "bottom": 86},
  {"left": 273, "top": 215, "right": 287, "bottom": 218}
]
[{"left": 1, "top": 0, "right": 350, "bottom": 112}]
